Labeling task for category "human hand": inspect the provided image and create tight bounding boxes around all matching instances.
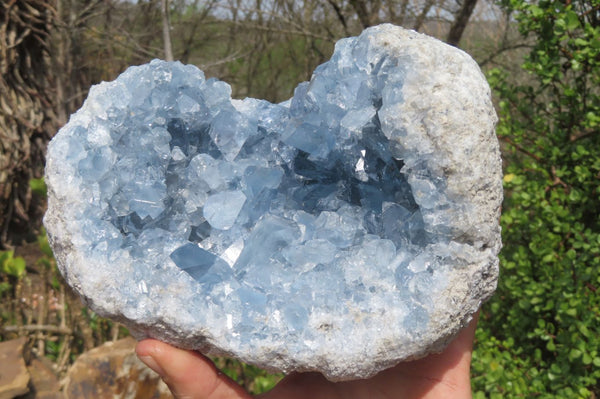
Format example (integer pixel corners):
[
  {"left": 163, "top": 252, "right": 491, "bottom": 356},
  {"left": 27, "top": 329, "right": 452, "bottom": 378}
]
[{"left": 136, "top": 313, "right": 478, "bottom": 399}]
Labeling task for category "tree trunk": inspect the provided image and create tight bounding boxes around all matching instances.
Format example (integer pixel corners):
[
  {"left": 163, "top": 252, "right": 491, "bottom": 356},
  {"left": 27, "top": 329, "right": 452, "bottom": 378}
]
[
  {"left": 0, "top": 1, "right": 55, "bottom": 247},
  {"left": 161, "top": 0, "right": 174, "bottom": 61},
  {"left": 349, "top": 0, "right": 374, "bottom": 28},
  {"left": 447, "top": 0, "right": 479, "bottom": 46},
  {"left": 413, "top": 0, "right": 435, "bottom": 31}
]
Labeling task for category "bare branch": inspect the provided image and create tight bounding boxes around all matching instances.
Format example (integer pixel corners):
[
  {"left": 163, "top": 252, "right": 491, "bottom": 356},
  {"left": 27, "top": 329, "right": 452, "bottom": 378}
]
[
  {"left": 349, "top": 0, "right": 373, "bottom": 28},
  {"left": 326, "top": 0, "right": 349, "bottom": 35},
  {"left": 161, "top": 0, "right": 173, "bottom": 61},
  {"left": 447, "top": 0, "right": 479, "bottom": 46},
  {"left": 2, "top": 324, "right": 72, "bottom": 335},
  {"left": 413, "top": 0, "right": 435, "bottom": 31}
]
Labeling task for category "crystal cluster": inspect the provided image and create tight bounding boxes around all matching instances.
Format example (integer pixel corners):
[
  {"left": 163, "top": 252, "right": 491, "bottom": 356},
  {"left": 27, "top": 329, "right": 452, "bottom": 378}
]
[{"left": 44, "top": 24, "right": 502, "bottom": 380}]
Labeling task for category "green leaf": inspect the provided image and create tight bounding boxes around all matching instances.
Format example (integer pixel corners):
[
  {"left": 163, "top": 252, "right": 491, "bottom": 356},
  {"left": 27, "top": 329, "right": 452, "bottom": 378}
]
[
  {"left": 565, "top": 11, "right": 580, "bottom": 31},
  {"left": 0, "top": 251, "right": 11, "bottom": 266},
  {"left": 579, "top": 387, "right": 591, "bottom": 397},
  {"left": 5, "top": 256, "right": 26, "bottom": 278},
  {"left": 582, "top": 353, "right": 592, "bottom": 365},
  {"left": 38, "top": 232, "right": 54, "bottom": 258},
  {"left": 0, "top": 281, "right": 11, "bottom": 295},
  {"left": 569, "top": 348, "right": 582, "bottom": 360},
  {"left": 529, "top": 5, "right": 544, "bottom": 18},
  {"left": 577, "top": 324, "right": 590, "bottom": 338},
  {"left": 29, "top": 177, "right": 47, "bottom": 197}
]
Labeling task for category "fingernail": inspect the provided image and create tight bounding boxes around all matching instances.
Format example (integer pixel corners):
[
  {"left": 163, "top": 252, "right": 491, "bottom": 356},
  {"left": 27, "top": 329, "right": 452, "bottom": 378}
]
[{"left": 139, "top": 355, "right": 166, "bottom": 377}]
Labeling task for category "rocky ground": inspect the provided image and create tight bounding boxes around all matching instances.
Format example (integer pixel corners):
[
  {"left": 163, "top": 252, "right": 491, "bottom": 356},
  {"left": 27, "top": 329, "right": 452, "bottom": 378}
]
[{"left": 0, "top": 336, "right": 171, "bottom": 399}]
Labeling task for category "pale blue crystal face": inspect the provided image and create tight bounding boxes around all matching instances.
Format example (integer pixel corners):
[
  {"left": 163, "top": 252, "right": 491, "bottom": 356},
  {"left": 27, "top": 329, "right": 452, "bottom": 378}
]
[{"left": 48, "top": 31, "right": 459, "bottom": 339}]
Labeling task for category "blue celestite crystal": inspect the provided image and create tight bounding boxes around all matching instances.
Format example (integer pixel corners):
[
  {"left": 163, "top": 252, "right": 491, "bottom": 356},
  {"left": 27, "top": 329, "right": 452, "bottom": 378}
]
[
  {"left": 44, "top": 24, "right": 503, "bottom": 381},
  {"left": 57, "top": 39, "right": 426, "bottom": 344}
]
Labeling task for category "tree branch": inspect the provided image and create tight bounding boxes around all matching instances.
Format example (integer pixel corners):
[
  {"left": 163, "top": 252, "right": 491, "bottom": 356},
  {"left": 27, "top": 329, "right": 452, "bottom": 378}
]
[
  {"left": 2, "top": 324, "right": 72, "bottom": 334},
  {"left": 447, "top": 0, "right": 479, "bottom": 46},
  {"left": 161, "top": 0, "right": 173, "bottom": 61}
]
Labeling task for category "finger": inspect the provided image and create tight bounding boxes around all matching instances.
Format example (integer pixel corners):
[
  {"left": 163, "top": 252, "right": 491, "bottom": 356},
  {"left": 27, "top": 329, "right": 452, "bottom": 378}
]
[
  {"left": 440, "top": 310, "right": 480, "bottom": 371},
  {"left": 398, "top": 311, "right": 480, "bottom": 379},
  {"left": 136, "top": 339, "right": 251, "bottom": 399}
]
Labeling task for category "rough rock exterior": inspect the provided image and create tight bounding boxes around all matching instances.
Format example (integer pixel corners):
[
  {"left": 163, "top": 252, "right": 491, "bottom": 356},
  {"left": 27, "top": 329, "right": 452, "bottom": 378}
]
[{"left": 44, "top": 24, "right": 502, "bottom": 381}]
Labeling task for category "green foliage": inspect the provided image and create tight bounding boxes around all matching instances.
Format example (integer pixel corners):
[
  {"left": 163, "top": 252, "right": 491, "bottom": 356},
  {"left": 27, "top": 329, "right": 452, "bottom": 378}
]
[
  {"left": 213, "top": 357, "right": 282, "bottom": 394},
  {"left": 38, "top": 229, "right": 54, "bottom": 258},
  {"left": 36, "top": 228, "right": 60, "bottom": 289},
  {"left": 474, "top": 1, "right": 600, "bottom": 397},
  {"left": 0, "top": 250, "right": 26, "bottom": 279},
  {"left": 0, "top": 250, "right": 27, "bottom": 323},
  {"left": 29, "top": 177, "right": 47, "bottom": 198},
  {"left": 0, "top": 281, "right": 10, "bottom": 296}
]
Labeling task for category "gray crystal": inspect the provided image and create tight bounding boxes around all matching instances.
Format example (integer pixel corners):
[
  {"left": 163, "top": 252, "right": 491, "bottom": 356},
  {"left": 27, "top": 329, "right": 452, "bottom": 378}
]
[{"left": 44, "top": 24, "right": 502, "bottom": 381}]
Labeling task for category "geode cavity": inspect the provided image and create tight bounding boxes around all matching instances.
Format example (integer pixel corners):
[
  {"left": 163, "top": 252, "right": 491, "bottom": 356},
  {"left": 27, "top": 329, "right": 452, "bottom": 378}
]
[{"left": 44, "top": 24, "right": 502, "bottom": 380}]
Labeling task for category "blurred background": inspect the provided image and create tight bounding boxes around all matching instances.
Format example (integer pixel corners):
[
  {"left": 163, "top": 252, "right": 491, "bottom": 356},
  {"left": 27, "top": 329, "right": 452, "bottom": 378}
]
[{"left": 0, "top": 0, "right": 598, "bottom": 397}]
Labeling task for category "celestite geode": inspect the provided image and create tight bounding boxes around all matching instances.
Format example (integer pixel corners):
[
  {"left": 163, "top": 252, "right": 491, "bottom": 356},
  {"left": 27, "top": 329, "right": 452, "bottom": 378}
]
[{"left": 44, "top": 24, "right": 502, "bottom": 380}]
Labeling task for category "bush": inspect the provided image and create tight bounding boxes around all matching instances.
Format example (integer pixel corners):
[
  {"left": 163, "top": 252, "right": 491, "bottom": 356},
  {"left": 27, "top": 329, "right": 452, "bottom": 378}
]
[{"left": 473, "top": 1, "right": 600, "bottom": 397}]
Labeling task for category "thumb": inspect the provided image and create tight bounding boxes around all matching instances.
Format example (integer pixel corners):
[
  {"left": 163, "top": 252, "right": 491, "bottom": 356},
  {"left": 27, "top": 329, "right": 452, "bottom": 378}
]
[{"left": 136, "top": 339, "right": 251, "bottom": 399}]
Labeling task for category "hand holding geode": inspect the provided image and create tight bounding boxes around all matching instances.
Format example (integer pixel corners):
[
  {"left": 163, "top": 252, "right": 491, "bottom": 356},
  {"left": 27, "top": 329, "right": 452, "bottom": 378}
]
[{"left": 44, "top": 24, "right": 502, "bottom": 381}]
